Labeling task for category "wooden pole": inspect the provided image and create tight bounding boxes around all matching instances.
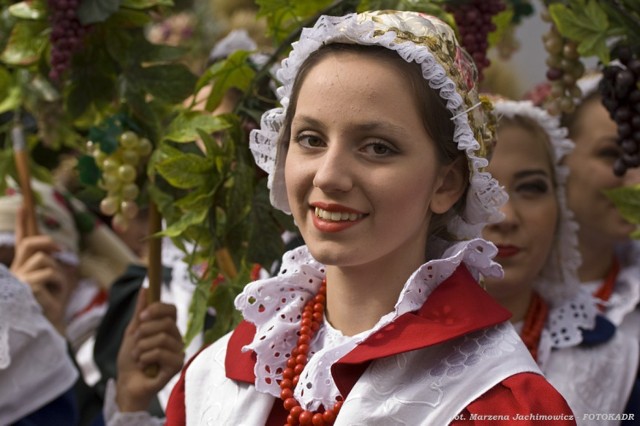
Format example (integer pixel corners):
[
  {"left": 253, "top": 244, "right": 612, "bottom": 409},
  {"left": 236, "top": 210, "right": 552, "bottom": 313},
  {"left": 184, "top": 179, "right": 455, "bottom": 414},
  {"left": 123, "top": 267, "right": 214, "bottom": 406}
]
[
  {"left": 215, "top": 247, "right": 237, "bottom": 279},
  {"left": 146, "top": 200, "right": 162, "bottom": 304},
  {"left": 12, "top": 123, "right": 39, "bottom": 236},
  {"left": 144, "top": 200, "right": 162, "bottom": 377}
]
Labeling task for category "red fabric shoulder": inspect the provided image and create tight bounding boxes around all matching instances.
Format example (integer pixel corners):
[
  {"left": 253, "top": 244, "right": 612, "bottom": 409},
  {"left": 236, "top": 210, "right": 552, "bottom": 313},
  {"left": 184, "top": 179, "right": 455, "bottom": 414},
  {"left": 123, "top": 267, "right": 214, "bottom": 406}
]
[
  {"left": 452, "top": 373, "right": 576, "bottom": 425},
  {"left": 164, "top": 344, "right": 212, "bottom": 426}
]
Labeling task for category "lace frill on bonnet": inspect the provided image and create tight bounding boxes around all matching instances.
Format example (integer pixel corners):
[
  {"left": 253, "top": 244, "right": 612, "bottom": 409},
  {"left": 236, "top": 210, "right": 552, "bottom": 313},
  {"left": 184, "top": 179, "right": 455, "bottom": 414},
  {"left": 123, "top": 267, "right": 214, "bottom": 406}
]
[
  {"left": 249, "top": 11, "right": 507, "bottom": 240},
  {"left": 235, "top": 239, "right": 502, "bottom": 411}
]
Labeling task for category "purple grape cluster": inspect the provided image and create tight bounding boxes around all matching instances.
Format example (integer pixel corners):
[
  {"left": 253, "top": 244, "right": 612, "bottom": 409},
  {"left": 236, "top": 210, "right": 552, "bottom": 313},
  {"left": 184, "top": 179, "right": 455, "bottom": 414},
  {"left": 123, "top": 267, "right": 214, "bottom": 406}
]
[
  {"left": 47, "top": 0, "right": 88, "bottom": 81},
  {"left": 447, "top": 0, "right": 506, "bottom": 81},
  {"left": 599, "top": 46, "right": 640, "bottom": 176}
]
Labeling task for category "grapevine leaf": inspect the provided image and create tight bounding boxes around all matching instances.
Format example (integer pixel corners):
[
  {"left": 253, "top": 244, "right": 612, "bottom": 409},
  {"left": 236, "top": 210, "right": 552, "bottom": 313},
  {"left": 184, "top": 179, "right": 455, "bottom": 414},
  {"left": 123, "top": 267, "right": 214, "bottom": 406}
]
[
  {"left": 0, "top": 65, "right": 13, "bottom": 101},
  {"left": 105, "top": 8, "right": 151, "bottom": 27},
  {"left": 577, "top": 32, "right": 610, "bottom": 63},
  {"left": 130, "top": 64, "right": 197, "bottom": 103},
  {"left": 549, "top": 1, "right": 608, "bottom": 42},
  {"left": 164, "top": 111, "right": 231, "bottom": 142},
  {"left": 30, "top": 75, "right": 60, "bottom": 102},
  {"left": 203, "top": 274, "right": 247, "bottom": 343},
  {"left": 246, "top": 184, "right": 288, "bottom": 267},
  {"left": 121, "top": 0, "right": 174, "bottom": 9},
  {"left": 199, "top": 51, "right": 255, "bottom": 112},
  {"left": 155, "top": 152, "right": 213, "bottom": 189},
  {"left": 0, "top": 85, "right": 21, "bottom": 114},
  {"left": 122, "top": 32, "right": 186, "bottom": 64},
  {"left": 8, "top": 1, "right": 47, "bottom": 20},
  {"left": 78, "top": 0, "right": 121, "bottom": 25},
  {"left": 66, "top": 53, "right": 118, "bottom": 120},
  {"left": 257, "top": 0, "right": 334, "bottom": 43},
  {"left": 584, "top": 0, "right": 609, "bottom": 31},
  {"left": 161, "top": 207, "right": 208, "bottom": 238},
  {"left": 77, "top": 155, "right": 101, "bottom": 185},
  {"left": 124, "top": 88, "right": 160, "bottom": 133},
  {"left": 183, "top": 274, "right": 211, "bottom": 347},
  {"left": 174, "top": 188, "right": 215, "bottom": 211},
  {"left": 488, "top": 9, "right": 514, "bottom": 48},
  {"left": 604, "top": 185, "right": 640, "bottom": 225},
  {"left": 0, "top": 20, "right": 47, "bottom": 66}
]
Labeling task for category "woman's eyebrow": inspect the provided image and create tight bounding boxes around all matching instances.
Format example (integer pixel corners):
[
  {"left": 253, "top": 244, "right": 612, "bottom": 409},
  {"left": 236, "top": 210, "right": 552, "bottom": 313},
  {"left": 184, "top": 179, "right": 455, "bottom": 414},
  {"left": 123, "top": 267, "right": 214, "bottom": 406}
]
[{"left": 292, "top": 115, "right": 406, "bottom": 135}]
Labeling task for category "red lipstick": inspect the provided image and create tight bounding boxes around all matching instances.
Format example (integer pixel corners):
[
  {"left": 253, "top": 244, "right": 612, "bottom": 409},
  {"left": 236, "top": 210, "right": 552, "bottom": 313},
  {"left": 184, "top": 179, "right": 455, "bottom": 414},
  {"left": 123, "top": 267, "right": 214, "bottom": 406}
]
[{"left": 495, "top": 245, "right": 521, "bottom": 258}]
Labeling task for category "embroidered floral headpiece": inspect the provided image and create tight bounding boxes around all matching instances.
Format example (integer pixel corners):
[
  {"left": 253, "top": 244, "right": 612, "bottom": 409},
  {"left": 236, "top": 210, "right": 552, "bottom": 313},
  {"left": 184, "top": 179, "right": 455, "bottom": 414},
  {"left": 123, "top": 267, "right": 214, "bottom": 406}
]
[{"left": 250, "top": 10, "right": 506, "bottom": 239}]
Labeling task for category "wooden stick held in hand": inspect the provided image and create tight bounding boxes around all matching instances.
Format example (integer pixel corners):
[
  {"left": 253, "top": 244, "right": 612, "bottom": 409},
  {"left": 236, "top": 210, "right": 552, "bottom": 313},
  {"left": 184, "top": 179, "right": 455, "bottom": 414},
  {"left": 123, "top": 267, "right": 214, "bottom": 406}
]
[
  {"left": 144, "top": 200, "right": 162, "bottom": 377},
  {"left": 12, "top": 123, "right": 38, "bottom": 237}
]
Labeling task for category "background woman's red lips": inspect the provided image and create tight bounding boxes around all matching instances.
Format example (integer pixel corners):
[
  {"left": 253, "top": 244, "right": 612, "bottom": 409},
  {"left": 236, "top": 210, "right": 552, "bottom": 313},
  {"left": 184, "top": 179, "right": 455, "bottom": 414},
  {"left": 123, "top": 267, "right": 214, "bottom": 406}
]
[{"left": 496, "top": 245, "right": 520, "bottom": 257}]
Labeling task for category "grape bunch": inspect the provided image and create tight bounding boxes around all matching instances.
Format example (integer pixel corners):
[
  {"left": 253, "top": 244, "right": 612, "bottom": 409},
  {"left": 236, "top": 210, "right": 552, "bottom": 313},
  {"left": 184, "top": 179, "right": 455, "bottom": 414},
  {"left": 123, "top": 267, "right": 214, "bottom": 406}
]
[
  {"left": 87, "top": 131, "right": 153, "bottom": 231},
  {"left": 599, "top": 46, "right": 640, "bottom": 176},
  {"left": 446, "top": 0, "right": 507, "bottom": 81},
  {"left": 541, "top": 13, "right": 585, "bottom": 115},
  {"left": 47, "top": 0, "right": 89, "bottom": 81}
]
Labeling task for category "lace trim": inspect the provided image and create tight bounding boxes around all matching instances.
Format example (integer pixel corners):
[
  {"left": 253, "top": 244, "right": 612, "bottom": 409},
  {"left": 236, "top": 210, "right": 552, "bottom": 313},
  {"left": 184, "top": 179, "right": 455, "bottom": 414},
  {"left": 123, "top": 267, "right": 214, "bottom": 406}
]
[
  {"left": 544, "top": 289, "right": 598, "bottom": 352},
  {"left": 249, "top": 12, "right": 507, "bottom": 240},
  {"left": 235, "top": 238, "right": 502, "bottom": 410},
  {"left": 0, "top": 265, "right": 42, "bottom": 369}
]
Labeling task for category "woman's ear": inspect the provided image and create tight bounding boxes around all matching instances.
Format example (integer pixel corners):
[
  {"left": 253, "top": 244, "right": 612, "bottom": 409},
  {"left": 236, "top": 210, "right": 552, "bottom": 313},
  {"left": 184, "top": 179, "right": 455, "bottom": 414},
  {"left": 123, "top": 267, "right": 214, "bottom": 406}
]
[{"left": 430, "top": 155, "right": 468, "bottom": 215}]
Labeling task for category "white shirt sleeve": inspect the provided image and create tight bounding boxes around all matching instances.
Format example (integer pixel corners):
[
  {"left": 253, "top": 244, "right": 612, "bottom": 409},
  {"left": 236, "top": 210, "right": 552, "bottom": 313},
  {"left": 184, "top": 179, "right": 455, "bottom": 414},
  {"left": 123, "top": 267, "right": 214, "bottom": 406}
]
[{"left": 103, "top": 379, "right": 166, "bottom": 426}]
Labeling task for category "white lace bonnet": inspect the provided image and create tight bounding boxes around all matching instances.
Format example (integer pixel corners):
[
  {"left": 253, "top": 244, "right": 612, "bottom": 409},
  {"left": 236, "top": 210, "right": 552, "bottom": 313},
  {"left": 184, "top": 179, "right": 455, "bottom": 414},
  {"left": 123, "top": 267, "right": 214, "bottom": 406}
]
[
  {"left": 492, "top": 99, "right": 583, "bottom": 305},
  {"left": 249, "top": 10, "right": 507, "bottom": 239}
]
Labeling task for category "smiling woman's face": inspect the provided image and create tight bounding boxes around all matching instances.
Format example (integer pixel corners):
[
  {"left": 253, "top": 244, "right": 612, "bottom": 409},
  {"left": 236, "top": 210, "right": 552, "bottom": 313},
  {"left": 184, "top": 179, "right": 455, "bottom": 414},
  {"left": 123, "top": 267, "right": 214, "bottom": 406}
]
[
  {"left": 482, "top": 123, "right": 558, "bottom": 297},
  {"left": 284, "top": 50, "right": 461, "bottom": 272}
]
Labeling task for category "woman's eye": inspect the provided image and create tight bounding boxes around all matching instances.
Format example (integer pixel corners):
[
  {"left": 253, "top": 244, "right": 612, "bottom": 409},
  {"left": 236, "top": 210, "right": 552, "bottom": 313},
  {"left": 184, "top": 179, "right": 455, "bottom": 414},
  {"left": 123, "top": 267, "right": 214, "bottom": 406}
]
[
  {"left": 296, "top": 134, "right": 324, "bottom": 148},
  {"left": 516, "top": 180, "right": 550, "bottom": 195},
  {"left": 599, "top": 148, "right": 621, "bottom": 159},
  {"left": 362, "top": 142, "right": 395, "bottom": 156}
]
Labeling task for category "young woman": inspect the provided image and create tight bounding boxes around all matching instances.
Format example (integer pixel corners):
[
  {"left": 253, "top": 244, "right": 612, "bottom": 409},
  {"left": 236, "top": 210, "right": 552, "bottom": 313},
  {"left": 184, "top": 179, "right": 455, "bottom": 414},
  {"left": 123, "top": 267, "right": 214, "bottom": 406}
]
[
  {"left": 483, "top": 98, "right": 638, "bottom": 422},
  {"left": 110, "top": 11, "right": 576, "bottom": 425},
  {"left": 562, "top": 73, "right": 640, "bottom": 340}
]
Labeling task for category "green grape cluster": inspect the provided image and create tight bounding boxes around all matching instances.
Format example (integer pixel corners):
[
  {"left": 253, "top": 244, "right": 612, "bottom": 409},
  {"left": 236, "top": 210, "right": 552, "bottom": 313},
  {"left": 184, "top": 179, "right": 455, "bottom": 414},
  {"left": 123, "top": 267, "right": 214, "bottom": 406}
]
[
  {"left": 541, "top": 13, "right": 585, "bottom": 115},
  {"left": 87, "top": 130, "right": 153, "bottom": 231}
]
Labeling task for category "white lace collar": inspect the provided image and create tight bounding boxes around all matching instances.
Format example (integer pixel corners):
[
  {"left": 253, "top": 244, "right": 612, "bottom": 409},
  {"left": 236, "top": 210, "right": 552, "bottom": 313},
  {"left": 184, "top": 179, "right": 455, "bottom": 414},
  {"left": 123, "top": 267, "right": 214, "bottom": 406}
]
[
  {"left": 235, "top": 238, "right": 502, "bottom": 410},
  {"left": 510, "top": 288, "right": 597, "bottom": 370},
  {"left": 605, "top": 261, "right": 640, "bottom": 326},
  {"left": 538, "top": 288, "right": 599, "bottom": 369}
]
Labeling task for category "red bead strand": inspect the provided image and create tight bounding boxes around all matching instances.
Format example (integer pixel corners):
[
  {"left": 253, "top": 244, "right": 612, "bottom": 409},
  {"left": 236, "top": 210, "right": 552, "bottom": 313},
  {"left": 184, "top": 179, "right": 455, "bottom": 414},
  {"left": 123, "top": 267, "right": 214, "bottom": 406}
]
[
  {"left": 593, "top": 258, "right": 620, "bottom": 311},
  {"left": 279, "top": 279, "right": 343, "bottom": 426},
  {"left": 520, "top": 291, "right": 548, "bottom": 362}
]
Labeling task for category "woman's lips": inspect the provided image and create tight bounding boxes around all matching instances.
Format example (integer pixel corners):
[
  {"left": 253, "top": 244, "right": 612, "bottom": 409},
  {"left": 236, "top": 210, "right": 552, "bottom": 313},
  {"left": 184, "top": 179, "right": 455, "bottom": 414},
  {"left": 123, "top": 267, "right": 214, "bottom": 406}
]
[
  {"left": 310, "top": 203, "right": 366, "bottom": 233},
  {"left": 495, "top": 245, "right": 521, "bottom": 258}
]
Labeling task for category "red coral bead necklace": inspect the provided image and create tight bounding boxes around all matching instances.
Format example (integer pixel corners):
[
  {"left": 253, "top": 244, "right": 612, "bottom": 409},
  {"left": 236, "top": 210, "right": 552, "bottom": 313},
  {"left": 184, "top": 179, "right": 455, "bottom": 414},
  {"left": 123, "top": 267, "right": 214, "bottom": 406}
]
[
  {"left": 279, "top": 279, "right": 343, "bottom": 425},
  {"left": 520, "top": 291, "right": 548, "bottom": 362}
]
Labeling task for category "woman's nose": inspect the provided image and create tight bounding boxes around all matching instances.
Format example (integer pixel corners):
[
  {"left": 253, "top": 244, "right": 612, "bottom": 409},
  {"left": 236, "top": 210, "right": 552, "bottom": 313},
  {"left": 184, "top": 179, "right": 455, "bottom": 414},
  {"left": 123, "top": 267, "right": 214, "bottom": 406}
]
[
  {"left": 491, "top": 197, "right": 519, "bottom": 232},
  {"left": 312, "top": 144, "right": 354, "bottom": 193}
]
